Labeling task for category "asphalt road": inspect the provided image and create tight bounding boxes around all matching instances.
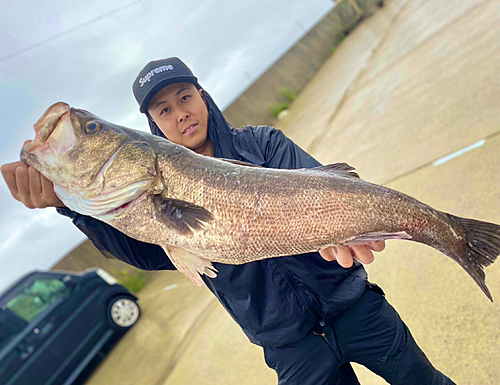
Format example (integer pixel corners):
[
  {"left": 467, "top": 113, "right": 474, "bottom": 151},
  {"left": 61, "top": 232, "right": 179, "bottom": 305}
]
[{"left": 85, "top": 0, "right": 500, "bottom": 383}]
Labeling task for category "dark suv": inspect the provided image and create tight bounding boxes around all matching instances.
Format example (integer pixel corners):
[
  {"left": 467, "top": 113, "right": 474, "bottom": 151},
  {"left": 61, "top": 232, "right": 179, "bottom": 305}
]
[{"left": 0, "top": 268, "right": 140, "bottom": 385}]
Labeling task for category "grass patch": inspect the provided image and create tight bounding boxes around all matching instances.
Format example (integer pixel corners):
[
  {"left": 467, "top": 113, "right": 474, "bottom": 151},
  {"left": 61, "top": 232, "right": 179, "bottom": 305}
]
[
  {"left": 279, "top": 87, "right": 297, "bottom": 103},
  {"left": 267, "top": 102, "right": 289, "bottom": 118},
  {"left": 109, "top": 268, "right": 147, "bottom": 293},
  {"left": 267, "top": 87, "right": 297, "bottom": 118}
]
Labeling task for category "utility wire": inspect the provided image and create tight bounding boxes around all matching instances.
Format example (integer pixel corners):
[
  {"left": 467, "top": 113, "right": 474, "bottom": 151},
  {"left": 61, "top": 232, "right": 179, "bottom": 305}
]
[{"left": 0, "top": 0, "right": 142, "bottom": 63}]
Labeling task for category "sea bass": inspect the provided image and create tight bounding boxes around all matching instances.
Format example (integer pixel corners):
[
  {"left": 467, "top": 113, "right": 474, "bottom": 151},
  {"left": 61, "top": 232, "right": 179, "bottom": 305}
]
[{"left": 21, "top": 102, "right": 500, "bottom": 299}]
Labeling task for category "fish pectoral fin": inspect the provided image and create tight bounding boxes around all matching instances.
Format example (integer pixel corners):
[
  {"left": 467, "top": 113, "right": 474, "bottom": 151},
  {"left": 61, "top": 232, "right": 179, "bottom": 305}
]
[
  {"left": 342, "top": 231, "right": 412, "bottom": 245},
  {"left": 162, "top": 246, "right": 218, "bottom": 286},
  {"left": 152, "top": 195, "right": 213, "bottom": 235},
  {"left": 308, "top": 162, "right": 360, "bottom": 179}
]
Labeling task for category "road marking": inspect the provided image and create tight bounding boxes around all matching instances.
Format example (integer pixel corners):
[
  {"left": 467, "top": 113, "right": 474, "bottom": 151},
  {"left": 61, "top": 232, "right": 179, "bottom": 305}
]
[
  {"left": 433, "top": 139, "right": 486, "bottom": 166},
  {"left": 163, "top": 284, "right": 179, "bottom": 291}
]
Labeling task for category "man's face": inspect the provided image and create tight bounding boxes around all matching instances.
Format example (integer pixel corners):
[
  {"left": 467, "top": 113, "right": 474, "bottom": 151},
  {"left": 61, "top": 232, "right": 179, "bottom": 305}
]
[{"left": 147, "top": 82, "right": 210, "bottom": 154}]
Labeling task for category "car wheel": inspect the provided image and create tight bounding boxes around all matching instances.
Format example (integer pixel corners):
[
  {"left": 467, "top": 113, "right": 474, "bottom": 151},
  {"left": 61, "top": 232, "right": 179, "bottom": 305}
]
[{"left": 106, "top": 295, "right": 140, "bottom": 331}]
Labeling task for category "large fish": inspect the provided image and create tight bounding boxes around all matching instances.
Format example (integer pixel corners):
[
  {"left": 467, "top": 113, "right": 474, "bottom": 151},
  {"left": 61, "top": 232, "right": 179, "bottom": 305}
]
[{"left": 21, "top": 102, "right": 500, "bottom": 299}]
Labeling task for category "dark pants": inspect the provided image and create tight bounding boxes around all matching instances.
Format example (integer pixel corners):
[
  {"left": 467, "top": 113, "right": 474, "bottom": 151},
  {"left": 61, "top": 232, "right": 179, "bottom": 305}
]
[{"left": 263, "top": 285, "right": 455, "bottom": 385}]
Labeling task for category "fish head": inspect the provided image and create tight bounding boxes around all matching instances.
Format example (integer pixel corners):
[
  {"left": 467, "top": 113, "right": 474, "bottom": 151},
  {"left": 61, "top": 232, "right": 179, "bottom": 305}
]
[{"left": 21, "top": 102, "right": 158, "bottom": 219}]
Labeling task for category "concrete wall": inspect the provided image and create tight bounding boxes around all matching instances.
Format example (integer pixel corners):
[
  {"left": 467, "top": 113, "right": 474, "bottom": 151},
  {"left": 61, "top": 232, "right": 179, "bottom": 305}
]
[{"left": 223, "top": 0, "right": 384, "bottom": 128}]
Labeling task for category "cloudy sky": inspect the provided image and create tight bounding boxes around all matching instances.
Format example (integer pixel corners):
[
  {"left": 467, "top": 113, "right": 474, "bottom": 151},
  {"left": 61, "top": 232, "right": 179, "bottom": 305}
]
[{"left": 0, "top": 0, "right": 334, "bottom": 292}]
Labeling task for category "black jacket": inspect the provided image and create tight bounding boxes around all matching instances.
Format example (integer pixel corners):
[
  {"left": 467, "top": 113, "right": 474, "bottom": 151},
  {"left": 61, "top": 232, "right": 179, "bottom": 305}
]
[{"left": 57, "top": 92, "right": 367, "bottom": 347}]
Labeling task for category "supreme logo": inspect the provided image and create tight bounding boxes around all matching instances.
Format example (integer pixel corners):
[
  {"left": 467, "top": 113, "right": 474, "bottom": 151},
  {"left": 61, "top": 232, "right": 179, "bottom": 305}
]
[{"left": 139, "top": 65, "right": 176, "bottom": 87}]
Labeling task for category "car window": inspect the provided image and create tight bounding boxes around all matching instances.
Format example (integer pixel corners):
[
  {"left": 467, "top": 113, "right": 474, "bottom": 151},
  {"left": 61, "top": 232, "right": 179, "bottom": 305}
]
[
  {"left": 0, "top": 321, "right": 13, "bottom": 351},
  {"left": 6, "top": 279, "right": 70, "bottom": 323},
  {"left": 0, "top": 323, "right": 10, "bottom": 351},
  {"left": 0, "top": 311, "right": 27, "bottom": 351}
]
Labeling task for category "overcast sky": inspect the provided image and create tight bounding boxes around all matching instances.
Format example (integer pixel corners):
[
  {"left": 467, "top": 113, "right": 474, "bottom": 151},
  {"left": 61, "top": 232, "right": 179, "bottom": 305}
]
[{"left": 0, "top": 0, "right": 334, "bottom": 292}]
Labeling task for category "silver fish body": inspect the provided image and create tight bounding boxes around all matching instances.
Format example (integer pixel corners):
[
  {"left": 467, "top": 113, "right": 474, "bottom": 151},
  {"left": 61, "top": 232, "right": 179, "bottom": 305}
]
[{"left": 21, "top": 103, "right": 500, "bottom": 298}]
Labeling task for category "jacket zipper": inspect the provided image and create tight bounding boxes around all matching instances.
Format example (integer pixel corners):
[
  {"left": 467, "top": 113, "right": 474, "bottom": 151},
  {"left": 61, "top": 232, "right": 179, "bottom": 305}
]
[
  {"left": 312, "top": 331, "right": 330, "bottom": 344},
  {"left": 272, "top": 259, "right": 326, "bottom": 328}
]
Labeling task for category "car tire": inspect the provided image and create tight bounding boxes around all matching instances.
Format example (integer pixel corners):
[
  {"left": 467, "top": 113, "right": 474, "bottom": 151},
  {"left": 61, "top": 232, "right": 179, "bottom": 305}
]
[{"left": 106, "top": 295, "right": 140, "bottom": 331}]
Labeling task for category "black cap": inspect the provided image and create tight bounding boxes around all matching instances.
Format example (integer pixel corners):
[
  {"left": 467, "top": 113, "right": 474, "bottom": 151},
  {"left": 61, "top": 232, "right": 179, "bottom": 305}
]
[{"left": 133, "top": 57, "right": 199, "bottom": 113}]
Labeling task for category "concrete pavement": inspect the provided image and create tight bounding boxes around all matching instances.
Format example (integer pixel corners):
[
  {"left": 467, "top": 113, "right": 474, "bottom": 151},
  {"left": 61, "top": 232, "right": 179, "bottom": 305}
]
[{"left": 279, "top": 0, "right": 500, "bottom": 382}]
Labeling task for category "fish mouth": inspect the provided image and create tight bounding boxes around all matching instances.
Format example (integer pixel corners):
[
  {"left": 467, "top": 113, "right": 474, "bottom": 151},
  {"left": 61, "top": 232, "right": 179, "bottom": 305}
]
[
  {"left": 22, "top": 102, "right": 75, "bottom": 158},
  {"left": 36, "top": 102, "right": 70, "bottom": 142}
]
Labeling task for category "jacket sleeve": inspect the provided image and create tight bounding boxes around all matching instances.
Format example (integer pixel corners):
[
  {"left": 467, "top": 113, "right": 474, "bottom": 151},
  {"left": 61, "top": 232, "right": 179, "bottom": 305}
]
[
  {"left": 56, "top": 207, "right": 176, "bottom": 271},
  {"left": 250, "top": 126, "right": 322, "bottom": 169}
]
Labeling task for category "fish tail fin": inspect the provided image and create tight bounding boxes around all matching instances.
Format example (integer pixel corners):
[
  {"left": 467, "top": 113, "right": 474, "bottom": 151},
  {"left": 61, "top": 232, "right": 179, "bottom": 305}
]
[{"left": 446, "top": 213, "right": 500, "bottom": 302}]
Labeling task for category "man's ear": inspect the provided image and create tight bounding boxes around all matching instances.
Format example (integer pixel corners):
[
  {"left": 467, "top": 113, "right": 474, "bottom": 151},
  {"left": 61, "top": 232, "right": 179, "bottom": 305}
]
[{"left": 199, "top": 88, "right": 208, "bottom": 106}]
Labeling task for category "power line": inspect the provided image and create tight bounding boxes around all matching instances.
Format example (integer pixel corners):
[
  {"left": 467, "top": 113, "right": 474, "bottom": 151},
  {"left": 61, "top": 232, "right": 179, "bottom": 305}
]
[{"left": 0, "top": 0, "right": 142, "bottom": 63}]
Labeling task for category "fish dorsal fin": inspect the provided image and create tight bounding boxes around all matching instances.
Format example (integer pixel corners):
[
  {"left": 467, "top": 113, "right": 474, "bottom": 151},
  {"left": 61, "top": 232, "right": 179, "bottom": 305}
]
[
  {"left": 162, "top": 246, "right": 218, "bottom": 286},
  {"left": 217, "top": 158, "right": 263, "bottom": 168},
  {"left": 151, "top": 195, "right": 213, "bottom": 235},
  {"left": 310, "top": 162, "right": 360, "bottom": 179}
]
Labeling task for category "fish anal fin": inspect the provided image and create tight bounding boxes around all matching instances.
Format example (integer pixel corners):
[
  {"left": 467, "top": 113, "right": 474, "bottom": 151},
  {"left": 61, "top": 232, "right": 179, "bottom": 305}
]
[
  {"left": 309, "top": 162, "right": 360, "bottom": 179},
  {"left": 152, "top": 195, "right": 213, "bottom": 235},
  {"left": 163, "top": 246, "right": 218, "bottom": 286},
  {"left": 343, "top": 231, "right": 412, "bottom": 245}
]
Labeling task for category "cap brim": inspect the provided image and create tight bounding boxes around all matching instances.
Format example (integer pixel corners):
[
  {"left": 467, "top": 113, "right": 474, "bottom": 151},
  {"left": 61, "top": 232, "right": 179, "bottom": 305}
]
[{"left": 139, "top": 75, "right": 199, "bottom": 113}]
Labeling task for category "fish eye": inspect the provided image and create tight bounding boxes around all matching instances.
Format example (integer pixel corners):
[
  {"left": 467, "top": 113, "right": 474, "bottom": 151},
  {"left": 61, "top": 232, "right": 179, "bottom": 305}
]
[{"left": 85, "top": 121, "right": 101, "bottom": 135}]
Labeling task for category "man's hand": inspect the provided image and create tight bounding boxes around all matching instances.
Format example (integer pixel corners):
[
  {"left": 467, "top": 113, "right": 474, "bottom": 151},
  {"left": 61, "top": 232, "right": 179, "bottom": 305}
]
[
  {"left": 319, "top": 241, "right": 386, "bottom": 268},
  {"left": 1, "top": 160, "right": 65, "bottom": 209}
]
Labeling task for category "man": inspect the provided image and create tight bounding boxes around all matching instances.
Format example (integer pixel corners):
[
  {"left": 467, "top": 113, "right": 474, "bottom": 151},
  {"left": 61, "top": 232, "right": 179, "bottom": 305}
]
[{"left": 1, "top": 57, "right": 454, "bottom": 384}]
